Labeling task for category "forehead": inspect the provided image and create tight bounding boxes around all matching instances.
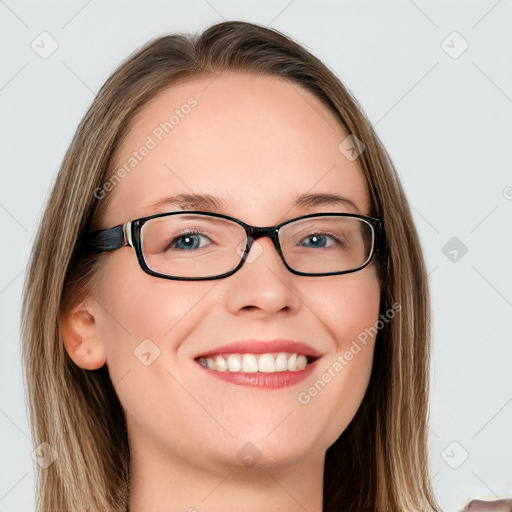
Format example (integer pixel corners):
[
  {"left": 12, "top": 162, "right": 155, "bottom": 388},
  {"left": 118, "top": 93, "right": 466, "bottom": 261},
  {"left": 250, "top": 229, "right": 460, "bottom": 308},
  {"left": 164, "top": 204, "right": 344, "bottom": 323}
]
[{"left": 105, "top": 71, "right": 371, "bottom": 225}]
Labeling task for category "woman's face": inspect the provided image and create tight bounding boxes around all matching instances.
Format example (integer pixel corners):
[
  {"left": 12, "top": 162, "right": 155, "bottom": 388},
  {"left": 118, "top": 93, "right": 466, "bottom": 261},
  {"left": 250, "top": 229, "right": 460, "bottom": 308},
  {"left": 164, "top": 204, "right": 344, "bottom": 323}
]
[{"left": 88, "top": 71, "right": 381, "bottom": 470}]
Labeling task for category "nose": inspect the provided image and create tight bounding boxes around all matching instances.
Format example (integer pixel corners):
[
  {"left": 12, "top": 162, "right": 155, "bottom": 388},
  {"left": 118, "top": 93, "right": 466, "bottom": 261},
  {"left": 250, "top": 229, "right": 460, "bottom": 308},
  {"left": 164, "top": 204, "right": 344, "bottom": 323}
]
[{"left": 223, "top": 235, "right": 302, "bottom": 314}]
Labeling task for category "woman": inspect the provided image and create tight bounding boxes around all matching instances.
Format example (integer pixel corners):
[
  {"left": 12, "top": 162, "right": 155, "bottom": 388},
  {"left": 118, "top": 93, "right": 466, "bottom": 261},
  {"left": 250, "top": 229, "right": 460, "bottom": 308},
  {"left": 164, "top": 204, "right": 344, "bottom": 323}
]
[{"left": 21, "top": 20, "right": 439, "bottom": 511}]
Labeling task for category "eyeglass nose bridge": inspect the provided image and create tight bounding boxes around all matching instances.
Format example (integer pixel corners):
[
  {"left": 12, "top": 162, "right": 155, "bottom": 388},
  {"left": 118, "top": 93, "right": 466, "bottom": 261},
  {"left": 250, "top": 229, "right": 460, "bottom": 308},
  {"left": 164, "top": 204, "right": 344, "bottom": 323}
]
[{"left": 241, "top": 225, "right": 285, "bottom": 264}]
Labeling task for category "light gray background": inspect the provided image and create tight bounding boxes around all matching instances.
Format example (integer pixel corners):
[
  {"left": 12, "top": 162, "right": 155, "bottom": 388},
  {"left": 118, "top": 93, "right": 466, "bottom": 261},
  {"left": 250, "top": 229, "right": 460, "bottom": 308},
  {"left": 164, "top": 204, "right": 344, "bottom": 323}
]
[{"left": 1, "top": 1, "right": 511, "bottom": 511}]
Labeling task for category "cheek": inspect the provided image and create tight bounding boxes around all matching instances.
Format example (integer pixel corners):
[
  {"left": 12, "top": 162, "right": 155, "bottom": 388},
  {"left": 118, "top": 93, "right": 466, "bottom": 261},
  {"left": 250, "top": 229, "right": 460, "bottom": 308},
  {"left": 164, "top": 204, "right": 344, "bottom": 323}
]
[
  {"left": 297, "top": 266, "right": 381, "bottom": 448},
  {"left": 92, "top": 252, "right": 202, "bottom": 382},
  {"left": 308, "top": 264, "right": 381, "bottom": 352}
]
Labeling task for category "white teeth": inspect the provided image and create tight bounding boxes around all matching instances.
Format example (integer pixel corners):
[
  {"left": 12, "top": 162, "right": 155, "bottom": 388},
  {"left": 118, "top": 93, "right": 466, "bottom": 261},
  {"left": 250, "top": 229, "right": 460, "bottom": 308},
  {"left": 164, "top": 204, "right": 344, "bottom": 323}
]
[
  {"left": 198, "top": 352, "right": 312, "bottom": 373},
  {"left": 275, "top": 353, "right": 288, "bottom": 371},
  {"left": 296, "top": 355, "right": 307, "bottom": 370},
  {"left": 227, "top": 354, "right": 241, "bottom": 372},
  {"left": 258, "top": 354, "right": 275, "bottom": 372},
  {"left": 215, "top": 355, "right": 228, "bottom": 372},
  {"left": 242, "top": 354, "right": 258, "bottom": 372}
]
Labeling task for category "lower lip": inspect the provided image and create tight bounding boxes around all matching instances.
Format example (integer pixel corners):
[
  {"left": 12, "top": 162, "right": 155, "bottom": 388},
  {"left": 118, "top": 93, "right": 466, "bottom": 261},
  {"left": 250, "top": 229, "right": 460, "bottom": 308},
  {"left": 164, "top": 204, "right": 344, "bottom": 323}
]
[{"left": 194, "top": 358, "right": 320, "bottom": 389}]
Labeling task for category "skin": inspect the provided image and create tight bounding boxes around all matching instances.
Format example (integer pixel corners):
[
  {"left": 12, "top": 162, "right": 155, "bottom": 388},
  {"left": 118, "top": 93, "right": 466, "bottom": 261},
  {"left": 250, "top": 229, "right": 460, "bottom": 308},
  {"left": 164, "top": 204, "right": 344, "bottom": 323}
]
[{"left": 62, "top": 71, "right": 381, "bottom": 512}]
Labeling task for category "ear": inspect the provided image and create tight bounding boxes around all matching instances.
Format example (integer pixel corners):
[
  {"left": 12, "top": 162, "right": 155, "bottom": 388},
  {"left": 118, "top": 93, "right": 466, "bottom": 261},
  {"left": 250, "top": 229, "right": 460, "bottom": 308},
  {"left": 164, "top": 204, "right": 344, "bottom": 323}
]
[{"left": 61, "top": 296, "right": 107, "bottom": 370}]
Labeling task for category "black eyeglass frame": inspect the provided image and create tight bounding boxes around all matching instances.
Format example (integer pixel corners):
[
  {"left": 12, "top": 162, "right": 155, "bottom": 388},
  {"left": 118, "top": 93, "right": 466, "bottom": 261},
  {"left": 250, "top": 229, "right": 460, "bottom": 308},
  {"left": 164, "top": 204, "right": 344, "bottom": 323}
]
[{"left": 84, "top": 210, "right": 385, "bottom": 281}]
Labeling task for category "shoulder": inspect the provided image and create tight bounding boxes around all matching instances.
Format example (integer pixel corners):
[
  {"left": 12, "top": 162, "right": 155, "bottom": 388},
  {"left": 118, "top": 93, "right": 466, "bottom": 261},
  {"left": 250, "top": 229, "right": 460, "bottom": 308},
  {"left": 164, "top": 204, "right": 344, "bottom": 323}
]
[{"left": 461, "top": 498, "right": 512, "bottom": 511}]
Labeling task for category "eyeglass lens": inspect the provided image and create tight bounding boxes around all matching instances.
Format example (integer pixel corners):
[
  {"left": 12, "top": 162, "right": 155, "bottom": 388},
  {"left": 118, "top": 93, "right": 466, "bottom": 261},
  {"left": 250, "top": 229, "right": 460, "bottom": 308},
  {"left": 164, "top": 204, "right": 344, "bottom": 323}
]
[{"left": 140, "top": 213, "right": 374, "bottom": 278}]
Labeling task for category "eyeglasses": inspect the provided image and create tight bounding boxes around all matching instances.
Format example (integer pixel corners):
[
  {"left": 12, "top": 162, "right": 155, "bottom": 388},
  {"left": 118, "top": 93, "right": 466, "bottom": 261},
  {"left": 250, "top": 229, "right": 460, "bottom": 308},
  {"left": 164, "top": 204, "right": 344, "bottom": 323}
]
[{"left": 84, "top": 211, "right": 385, "bottom": 281}]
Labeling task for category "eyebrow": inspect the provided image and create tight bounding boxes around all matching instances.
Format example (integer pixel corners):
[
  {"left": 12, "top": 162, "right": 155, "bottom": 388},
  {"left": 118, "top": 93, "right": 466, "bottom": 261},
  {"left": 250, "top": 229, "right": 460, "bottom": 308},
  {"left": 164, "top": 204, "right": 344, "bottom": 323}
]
[{"left": 147, "top": 192, "right": 361, "bottom": 214}]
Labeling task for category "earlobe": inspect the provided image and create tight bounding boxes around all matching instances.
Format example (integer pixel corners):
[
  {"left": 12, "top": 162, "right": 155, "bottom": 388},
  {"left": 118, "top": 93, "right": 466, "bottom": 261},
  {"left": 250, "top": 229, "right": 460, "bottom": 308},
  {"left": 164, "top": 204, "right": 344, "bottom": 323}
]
[{"left": 61, "top": 299, "right": 107, "bottom": 370}]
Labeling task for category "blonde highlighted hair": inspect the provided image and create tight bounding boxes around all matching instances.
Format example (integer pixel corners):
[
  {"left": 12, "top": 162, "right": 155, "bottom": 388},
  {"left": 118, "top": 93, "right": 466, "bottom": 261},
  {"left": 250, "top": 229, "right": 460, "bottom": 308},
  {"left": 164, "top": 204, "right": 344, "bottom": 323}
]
[{"left": 21, "top": 20, "right": 440, "bottom": 511}]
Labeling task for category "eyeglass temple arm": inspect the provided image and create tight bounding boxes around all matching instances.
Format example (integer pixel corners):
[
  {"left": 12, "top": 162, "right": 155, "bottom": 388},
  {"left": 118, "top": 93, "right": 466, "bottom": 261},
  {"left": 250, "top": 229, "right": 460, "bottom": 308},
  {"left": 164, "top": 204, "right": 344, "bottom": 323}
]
[
  {"left": 83, "top": 222, "right": 133, "bottom": 253},
  {"left": 377, "top": 221, "right": 386, "bottom": 253}
]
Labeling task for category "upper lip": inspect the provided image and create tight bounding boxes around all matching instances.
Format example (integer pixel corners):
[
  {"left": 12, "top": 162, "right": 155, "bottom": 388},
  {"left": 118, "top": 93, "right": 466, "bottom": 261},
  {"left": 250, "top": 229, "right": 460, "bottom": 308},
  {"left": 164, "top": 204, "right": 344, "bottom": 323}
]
[{"left": 195, "top": 339, "right": 323, "bottom": 360}]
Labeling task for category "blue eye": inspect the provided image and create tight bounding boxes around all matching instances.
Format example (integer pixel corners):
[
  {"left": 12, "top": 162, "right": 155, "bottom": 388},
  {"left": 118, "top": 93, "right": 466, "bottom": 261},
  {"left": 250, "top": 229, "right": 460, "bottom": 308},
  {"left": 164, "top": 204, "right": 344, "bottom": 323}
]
[
  {"left": 169, "top": 230, "right": 212, "bottom": 251},
  {"left": 301, "top": 233, "right": 342, "bottom": 249}
]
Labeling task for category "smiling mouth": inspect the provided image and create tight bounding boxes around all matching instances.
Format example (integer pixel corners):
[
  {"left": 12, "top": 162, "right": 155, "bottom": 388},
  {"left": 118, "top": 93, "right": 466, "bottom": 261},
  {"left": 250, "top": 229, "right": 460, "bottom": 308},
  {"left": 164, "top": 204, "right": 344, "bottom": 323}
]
[{"left": 195, "top": 352, "right": 318, "bottom": 373}]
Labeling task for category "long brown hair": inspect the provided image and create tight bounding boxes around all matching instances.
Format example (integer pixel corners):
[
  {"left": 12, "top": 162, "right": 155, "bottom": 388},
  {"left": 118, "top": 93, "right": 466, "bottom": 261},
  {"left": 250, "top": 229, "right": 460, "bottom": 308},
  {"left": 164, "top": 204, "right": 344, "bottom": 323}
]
[{"left": 21, "top": 20, "right": 440, "bottom": 511}]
